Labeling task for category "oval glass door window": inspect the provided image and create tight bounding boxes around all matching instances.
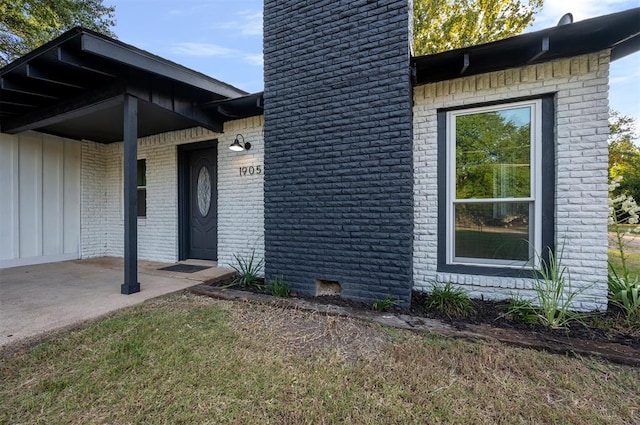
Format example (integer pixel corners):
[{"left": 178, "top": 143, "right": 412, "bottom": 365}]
[{"left": 197, "top": 166, "right": 211, "bottom": 216}]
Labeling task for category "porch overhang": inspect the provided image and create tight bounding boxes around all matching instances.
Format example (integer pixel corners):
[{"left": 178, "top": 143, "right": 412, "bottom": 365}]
[
  {"left": 0, "top": 27, "right": 250, "bottom": 294},
  {"left": 0, "top": 27, "right": 248, "bottom": 142}
]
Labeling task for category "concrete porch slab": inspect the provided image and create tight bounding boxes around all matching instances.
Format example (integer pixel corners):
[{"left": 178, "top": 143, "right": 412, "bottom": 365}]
[{"left": 0, "top": 257, "right": 234, "bottom": 348}]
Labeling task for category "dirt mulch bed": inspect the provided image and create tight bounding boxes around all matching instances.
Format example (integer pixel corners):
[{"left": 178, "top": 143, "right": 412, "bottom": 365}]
[
  {"left": 408, "top": 291, "right": 640, "bottom": 349},
  {"left": 197, "top": 274, "right": 640, "bottom": 366}
]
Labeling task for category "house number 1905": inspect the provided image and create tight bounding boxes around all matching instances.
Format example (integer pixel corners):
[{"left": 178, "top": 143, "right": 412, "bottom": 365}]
[{"left": 239, "top": 165, "right": 262, "bottom": 176}]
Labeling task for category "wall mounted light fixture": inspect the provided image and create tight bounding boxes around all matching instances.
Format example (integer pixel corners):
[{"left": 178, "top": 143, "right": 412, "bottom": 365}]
[{"left": 229, "top": 134, "right": 251, "bottom": 151}]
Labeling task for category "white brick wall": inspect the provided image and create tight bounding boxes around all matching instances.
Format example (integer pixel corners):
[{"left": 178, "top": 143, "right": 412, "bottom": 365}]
[
  {"left": 103, "top": 142, "right": 123, "bottom": 258},
  {"left": 413, "top": 52, "right": 611, "bottom": 311},
  {"left": 217, "top": 116, "right": 265, "bottom": 271},
  {"left": 79, "top": 120, "right": 265, "bottom": 268},
  {"left": 81, "top": 127, "right": 221, "bottom": 263},
  {"left": 80, "top": 140, "right": 107, "bottom": 258}
]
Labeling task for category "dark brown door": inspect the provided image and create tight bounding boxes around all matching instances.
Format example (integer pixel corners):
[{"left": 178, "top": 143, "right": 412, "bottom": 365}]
[{"left": 186, "top": 147, "right": 217, "bottom": 260}]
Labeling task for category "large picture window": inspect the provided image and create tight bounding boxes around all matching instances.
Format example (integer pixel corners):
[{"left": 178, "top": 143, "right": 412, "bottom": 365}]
[{"left": 446, "top": 100, "right": 542, "bottom": 269}]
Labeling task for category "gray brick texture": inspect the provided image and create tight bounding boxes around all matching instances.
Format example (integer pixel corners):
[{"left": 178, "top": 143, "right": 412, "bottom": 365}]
[{"left": 263, "top": 0, "right": 414, "bottom": 304}]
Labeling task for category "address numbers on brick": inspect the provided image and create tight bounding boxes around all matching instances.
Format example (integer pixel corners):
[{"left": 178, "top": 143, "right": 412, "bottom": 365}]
[{"left": 239, "top": 165, "right": 263, "bottom": 177}]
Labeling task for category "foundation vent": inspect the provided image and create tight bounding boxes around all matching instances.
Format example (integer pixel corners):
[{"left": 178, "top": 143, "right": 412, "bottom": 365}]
[{"left": 315, "top": 279, "right": 342, "bottom": 297}]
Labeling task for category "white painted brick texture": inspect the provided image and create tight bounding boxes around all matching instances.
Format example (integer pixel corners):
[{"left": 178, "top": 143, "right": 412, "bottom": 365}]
[
  {"left": 81, "top": 127, "right": 221, "bottom": 263},
  {"left": 413, "top": 52, "right": 611, "bottom": 311},
  {"left": 217, "top": 116, "right": 265, "bottom": 271},
  {"left": 80, "top": 141, "right": 107, "bottom": 258},
  {"left": 80, "top": 120, "right": 265, "bottom": 268}
]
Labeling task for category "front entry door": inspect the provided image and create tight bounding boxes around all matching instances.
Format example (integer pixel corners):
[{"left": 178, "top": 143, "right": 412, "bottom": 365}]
[{"left": 185, "top": 147, "right": 217, "bottom": 260}]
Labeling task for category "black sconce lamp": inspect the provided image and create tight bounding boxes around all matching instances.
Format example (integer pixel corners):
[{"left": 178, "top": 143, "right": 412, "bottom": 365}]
[{"left": 229, "top": 134, "right": 251, "bottom": 151}]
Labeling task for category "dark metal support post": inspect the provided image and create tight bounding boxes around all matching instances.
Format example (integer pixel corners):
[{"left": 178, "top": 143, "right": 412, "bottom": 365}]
[{"left": 121, "top": 95, "right": 140, "bottom": 294}]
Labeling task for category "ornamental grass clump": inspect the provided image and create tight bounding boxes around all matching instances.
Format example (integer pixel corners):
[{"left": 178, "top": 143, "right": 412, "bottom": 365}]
[
  {"left": 268, "top": 275, "right": 290, "bottom": 297},
  {"left": 500, "top": 297, "right": 538, "bottom": 324},
  {"left": 425, "top": 282, "right": 474, "bottom": 318},
  {"left": 372, "top": 296, "right": 400, "bottom": 312},
  {"left": 608, "top": 176, "right": 640, "bottom": 324},
  {"left": 229, "top": 250, "right": 264, "bottom": 289},
  {"left": 501, "top": 245, "right": 586, "bottom": 329},
  {"left": 529, "top": 247, "right": 586, "bottom": 329}
]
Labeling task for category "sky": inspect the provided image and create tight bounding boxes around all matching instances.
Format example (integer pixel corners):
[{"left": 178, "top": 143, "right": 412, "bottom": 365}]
[{"left": 107, "top": 0, "right": 639, "bottom": 124}]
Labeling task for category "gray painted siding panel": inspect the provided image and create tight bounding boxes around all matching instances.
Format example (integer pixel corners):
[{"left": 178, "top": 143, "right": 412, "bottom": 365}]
[
  {"left": 0, "top": 132, "right": 81, "bottom": 268},
  {"left": 263, "top": 0, "right": 414, "bottom": 303},
  {"left": 18, "top": 135, "right": 41, "bottom": 259},
  {"left": 42, "top": 138, "right": 64, "bottom": 256}
]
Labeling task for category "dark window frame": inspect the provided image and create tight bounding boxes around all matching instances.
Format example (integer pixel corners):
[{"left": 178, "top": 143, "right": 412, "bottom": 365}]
[
  {"left": 437, "top": 95, "right": 555, "bottom": 278},
  {"left": 137, "top": 158, "right": 146, "bottom": 218}
]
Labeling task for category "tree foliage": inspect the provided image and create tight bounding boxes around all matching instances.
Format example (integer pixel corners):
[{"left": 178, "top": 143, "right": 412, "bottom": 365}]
[
  {"left": 456, "top": 110, "right": 531, "bottom": 200},
  {"left": 0, "top": 0, "right": 116, "bottom": 66},
  {"left": 609, "top": 110, "right": 640, "bottom": 205},
  {"left": 454, "top": 108, "right": 532, "bottom": 241},
  {"left": 413, "top": 0, "right": 543, "bottom": 55}
]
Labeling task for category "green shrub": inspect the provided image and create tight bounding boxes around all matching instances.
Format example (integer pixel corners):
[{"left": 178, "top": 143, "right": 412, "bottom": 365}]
[
  {"left": 268, "top": 275, "right": 290, "bottom": 298},
  {"left": 608, "top": 267, "right": 640, "bottom": 324},
  {"left": 608, "top": 176, "right": 640, "bottom": 324},
  {"left": 425, "top": 282, "right": 474, "bottom": 318}
]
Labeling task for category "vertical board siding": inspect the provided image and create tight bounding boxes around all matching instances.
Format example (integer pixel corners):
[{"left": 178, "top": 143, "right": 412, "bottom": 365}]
[
  {"left": 0, "top": 137, "right": 18, "bottom": 260},
  {"left": 0, "top": 132, "right": 81, "bottom": 268},
  {"left": 18, "top": 135, "right": 41, "bottom": 259},
  {"left": 42, "top": 138, "right": 63, "bottom": 256}
]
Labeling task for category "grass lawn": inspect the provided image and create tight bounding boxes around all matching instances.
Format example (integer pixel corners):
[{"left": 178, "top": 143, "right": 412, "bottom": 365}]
[
  {"left": 455, "top": 228, "right": 529, "bottom": 261},
  {"left": 609, "top": 250, "right": 640, "bottom": 281},
  {"left": 608, "top": 228, "right": 639, "bottom": 296},
  {"left": 2, "top": 294, "right": 639, "bottom": 425}
]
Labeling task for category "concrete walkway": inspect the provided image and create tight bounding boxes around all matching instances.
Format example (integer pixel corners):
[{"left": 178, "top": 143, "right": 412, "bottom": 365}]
[{"left": 0, "top": 257, "right": 233, "bottom": 348}]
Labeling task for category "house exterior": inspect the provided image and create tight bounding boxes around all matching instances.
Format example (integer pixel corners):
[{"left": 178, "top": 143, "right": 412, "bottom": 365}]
[
  {"left": 1, "top": 2, "right": 638, "bottom": 311},
  {"left": 413, "top": 52, "right": 610, "bottom": 310}
]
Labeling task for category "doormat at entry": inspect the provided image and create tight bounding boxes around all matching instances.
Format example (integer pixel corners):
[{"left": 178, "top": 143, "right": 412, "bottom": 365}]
[{"left": 159, "top": 264, "right": 211, "bottom": 273}]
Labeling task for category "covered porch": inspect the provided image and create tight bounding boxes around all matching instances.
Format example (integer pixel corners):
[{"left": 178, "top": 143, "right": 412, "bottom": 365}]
[{"left": 0, "top": 27, "right": 262, "bottom": 293}]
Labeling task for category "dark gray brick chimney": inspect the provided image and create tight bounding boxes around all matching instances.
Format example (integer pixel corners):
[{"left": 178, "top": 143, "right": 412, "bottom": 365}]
[{"left": 263, "top": 0, "right": 414, "bottom": 304}]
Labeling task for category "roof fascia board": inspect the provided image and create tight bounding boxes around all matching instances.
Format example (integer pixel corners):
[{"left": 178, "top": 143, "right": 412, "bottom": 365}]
[
  {"left": 80, "top": 32, "right": 245, "bottom": 99},
  {"left": 412, "top": 7, "right": 640, "bottom": 85}
]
